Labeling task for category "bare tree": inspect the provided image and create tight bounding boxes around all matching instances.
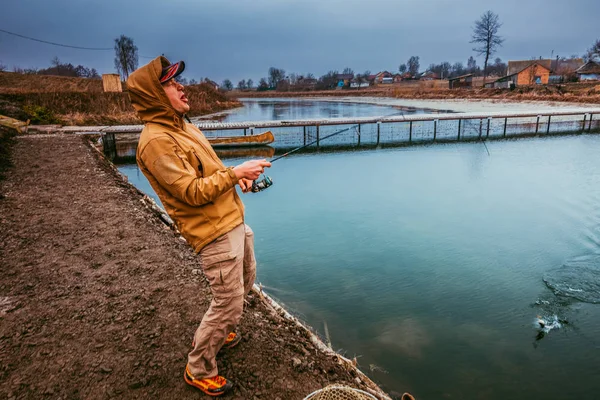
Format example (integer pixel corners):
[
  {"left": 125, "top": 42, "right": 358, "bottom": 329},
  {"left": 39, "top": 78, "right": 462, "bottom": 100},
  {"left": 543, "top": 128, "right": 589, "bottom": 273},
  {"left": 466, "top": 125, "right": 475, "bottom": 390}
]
[
  {"left": 268, "top": 67, "right": 285, "bottom": 88},
  {"left": 114, "top": 35, "right": 138, "bottom": 80},
  {"left": 0, "top": 61, "right": 8, "bottom": 72},
  {"left": 586, "top": 39, "right": 600, "bottom": 61},
  {"left": 342, "top": 67, "right": 354, "bottom": 75},
  {"left": 221, "top": 79, "right": 233, "bottom": 91},
  {"left": 407, "top": 56, "right": 420, "bottom": 76},
  {"left": 398, "top": 64, "right": 407, "bottom": 74},
  {"left": 471, "top": 11, "right": 504, "bottom": 82},
  {"left": 247, "top": 79, "right": 254, "bottom": 89},
  {"left": 527, "top": 63, "right": 540, "bottom": 85},
  {"left": 257, "top": 78, "right": 269, "bottom": 91},
  {"left": 237, "top": 79, "right": 247, "bottom": 90}
]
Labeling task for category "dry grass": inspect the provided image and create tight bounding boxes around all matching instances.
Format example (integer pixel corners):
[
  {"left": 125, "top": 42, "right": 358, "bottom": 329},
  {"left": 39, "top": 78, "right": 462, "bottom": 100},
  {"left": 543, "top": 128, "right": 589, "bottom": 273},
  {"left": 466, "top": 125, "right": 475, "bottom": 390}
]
[
  {"left": 0, "top": 71, "right": 104, "bottom": 93},
  {"left": 0, "top": 72, "right": 241, "bottom": 125}
]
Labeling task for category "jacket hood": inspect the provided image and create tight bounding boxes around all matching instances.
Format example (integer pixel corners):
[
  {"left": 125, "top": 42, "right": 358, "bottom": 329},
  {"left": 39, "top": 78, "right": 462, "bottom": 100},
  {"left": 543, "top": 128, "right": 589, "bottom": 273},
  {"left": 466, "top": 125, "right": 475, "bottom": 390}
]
[{"left": 127, "top": 56, "right": 184, "bottom": 128}]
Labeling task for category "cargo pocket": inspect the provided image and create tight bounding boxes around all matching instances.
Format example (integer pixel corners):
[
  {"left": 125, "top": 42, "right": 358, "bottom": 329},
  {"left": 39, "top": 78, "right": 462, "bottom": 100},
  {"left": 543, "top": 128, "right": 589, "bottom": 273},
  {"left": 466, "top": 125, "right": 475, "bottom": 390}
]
[{"left": 200, "top": 251, "right": 244, "bottom": 297}]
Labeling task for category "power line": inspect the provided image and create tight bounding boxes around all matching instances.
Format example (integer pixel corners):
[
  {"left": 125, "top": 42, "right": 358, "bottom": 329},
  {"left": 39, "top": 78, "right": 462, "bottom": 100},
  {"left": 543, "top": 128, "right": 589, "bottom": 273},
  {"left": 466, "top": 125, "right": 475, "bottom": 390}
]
[{"left": 0, "top": 28, "right": 112, "bottom": 51}]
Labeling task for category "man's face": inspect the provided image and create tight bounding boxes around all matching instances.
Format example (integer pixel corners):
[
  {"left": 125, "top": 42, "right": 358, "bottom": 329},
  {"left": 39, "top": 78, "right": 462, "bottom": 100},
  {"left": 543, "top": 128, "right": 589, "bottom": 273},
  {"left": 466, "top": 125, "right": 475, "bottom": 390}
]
[{"left": 162, "top": 79, "right": 190, "bottom": 115}]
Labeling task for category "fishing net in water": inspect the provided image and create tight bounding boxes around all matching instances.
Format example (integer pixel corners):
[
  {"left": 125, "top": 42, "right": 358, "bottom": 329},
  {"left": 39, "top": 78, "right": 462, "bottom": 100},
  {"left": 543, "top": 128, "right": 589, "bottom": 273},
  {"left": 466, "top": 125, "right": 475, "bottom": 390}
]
[{"left": 303, "top": 385, "right": 378, "bottom": 400}]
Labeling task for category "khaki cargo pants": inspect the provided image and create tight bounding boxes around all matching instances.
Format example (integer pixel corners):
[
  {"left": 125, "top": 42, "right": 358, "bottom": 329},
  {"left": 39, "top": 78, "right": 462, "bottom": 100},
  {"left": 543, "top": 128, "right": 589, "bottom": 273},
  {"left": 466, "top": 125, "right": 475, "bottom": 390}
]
[{"left": 187, "top": 223, "right": 256, "bottom": 378}]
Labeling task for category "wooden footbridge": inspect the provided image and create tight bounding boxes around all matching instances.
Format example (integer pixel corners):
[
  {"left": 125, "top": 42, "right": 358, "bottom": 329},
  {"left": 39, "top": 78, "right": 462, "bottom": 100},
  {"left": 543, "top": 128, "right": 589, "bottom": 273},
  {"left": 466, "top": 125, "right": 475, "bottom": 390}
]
[{"left": 26, "top": 107, "right": 600, "bottom": 160}]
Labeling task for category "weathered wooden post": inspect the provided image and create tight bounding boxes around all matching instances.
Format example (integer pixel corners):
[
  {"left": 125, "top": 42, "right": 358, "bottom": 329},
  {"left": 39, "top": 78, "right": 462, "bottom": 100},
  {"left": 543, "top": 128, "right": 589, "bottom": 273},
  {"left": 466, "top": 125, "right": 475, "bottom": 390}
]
[
  {"left": 433, "top": 119, "right": 438, "bottom": 141},
  {"left": 479, "top": 119, "right": 483, "bottom": 139},
  {"left": 503, "top": 117, "right": 508, "bottom": 137},
  {"left": 589, "top": 114, "right": 594, "bottom": 132},
  {"left": 316, "top": 125, "right": 320, "bottom": 148},
  {"left": 376, "top": 121, "right": 381, "bottom": 146},
  {"left": 457, "top": 119, "right": 461, "bottom": 141},
  {"left": 547, "top": 115, "right": 551, "bottom": 134},
  {"left": 582, "top": 114, "right": 587, "bottom": 132},
  {"left": 357, "top": 123, "right": 361, "bottom": 146},
  {"left": 535, "top": 115, "right": 540, "bottom": 134},
  {"left": 486, "top": 117, "right": 491, "bottom": 138},
  {"left": 250, "top": 126, "right": 255, "bottom": 136},
  {"left": 303, "top": 126, "right": 306, "bottom": 146},
  {"left": 243, "top": 128, "right": 247, "bottom": 136},
  {"left": 102, "top": 132, "right": 117, "bottom": 160},
  {"left": 409, "top": 121, "right": 413, "bottom": 143}
]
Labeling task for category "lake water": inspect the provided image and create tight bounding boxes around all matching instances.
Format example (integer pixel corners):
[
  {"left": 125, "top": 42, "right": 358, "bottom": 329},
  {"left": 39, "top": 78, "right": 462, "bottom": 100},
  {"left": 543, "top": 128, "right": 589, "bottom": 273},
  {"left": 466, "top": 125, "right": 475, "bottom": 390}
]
[
  {"left": 119, "top": 99, "right": 600, "bottom": 399},
  {"left": 193, "top": 98, "right": 450, "bottom": 123}
]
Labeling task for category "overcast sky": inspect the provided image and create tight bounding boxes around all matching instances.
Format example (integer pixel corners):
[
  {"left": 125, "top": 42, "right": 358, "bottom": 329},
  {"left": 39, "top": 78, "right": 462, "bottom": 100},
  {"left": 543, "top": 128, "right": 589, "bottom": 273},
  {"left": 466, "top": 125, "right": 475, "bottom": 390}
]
[{"left": 1, "top": 0, "right": 598, "bottom": 83}]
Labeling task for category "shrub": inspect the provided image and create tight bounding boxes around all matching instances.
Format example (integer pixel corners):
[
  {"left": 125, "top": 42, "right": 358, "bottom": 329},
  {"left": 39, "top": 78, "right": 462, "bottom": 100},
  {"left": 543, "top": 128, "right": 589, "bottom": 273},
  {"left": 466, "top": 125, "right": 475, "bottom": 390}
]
[{"left": 23, "top": 105, "right": 60, "bottom": 124}]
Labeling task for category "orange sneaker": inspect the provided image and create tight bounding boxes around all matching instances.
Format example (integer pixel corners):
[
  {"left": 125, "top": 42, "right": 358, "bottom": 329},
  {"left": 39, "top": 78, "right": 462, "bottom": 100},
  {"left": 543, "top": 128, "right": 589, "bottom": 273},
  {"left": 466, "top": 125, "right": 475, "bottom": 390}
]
[
  {"left": 192, "top": 332, "right": 241, "bottom": 350},
  {"left": 184, "top": 365, "right": 233, "bottom": 396}
]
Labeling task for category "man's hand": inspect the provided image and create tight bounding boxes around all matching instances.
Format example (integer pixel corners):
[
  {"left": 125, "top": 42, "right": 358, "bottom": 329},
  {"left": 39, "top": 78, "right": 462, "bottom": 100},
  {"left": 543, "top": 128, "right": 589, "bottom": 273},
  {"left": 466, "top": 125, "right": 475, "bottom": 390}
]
[
  {"left": 238, "top": 178, "right": 254, "bottom": 193},
  {"left": 233, "top": 159, "right": 271, "bottom": 181}
]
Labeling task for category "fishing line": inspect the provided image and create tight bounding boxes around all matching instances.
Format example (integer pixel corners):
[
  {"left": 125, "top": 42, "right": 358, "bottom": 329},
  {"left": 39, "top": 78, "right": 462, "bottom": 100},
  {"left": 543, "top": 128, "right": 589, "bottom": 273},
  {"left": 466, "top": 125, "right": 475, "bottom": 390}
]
[{"left": 251, "top": 107, "right": 407, "bottom": 192}]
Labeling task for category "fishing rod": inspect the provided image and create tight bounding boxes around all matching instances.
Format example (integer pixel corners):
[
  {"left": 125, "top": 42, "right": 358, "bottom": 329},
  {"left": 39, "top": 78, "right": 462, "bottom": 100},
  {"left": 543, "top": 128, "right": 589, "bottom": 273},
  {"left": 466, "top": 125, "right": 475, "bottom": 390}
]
[{"left": 251, "top": 108, "right": 408, "bottom": 192}]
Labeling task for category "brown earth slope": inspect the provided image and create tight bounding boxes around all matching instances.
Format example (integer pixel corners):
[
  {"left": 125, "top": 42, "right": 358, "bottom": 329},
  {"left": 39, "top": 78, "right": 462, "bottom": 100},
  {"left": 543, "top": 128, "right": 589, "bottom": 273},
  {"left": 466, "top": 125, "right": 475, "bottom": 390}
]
[{"left": 0, "top": 134, "right": 388, "bottom": 399}]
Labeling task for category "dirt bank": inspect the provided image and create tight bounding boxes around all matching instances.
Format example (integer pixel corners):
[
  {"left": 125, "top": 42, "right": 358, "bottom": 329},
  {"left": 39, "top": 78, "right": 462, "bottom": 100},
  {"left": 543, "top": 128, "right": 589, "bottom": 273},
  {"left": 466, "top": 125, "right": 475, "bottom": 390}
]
[
  {"left": 0, "top": 71, "right": 241, "bottom": 126},
  {"left": 0, "top": 134, "right": 391, "bottom": 399}
]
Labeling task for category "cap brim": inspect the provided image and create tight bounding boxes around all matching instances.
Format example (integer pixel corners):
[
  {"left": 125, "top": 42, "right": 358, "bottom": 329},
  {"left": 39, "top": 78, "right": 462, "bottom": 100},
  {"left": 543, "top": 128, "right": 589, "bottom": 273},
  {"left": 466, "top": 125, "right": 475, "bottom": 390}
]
[{"left": 160, "top": 61, "right": 185, "bottom": 83}]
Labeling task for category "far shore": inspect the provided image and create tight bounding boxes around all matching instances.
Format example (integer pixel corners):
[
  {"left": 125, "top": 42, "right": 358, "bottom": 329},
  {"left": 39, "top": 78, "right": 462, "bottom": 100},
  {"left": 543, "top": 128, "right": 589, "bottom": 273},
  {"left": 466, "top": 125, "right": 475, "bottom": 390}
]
[{"left": 227, "top": 81, "right": 600, "bottom": 107}]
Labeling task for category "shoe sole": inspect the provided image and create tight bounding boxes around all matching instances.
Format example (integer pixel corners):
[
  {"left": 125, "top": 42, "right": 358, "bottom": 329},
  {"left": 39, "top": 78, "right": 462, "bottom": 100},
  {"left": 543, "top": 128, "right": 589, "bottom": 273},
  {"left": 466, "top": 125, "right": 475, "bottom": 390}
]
[{"left": 183, "top": 369, "right": 230, "bottom": 397}]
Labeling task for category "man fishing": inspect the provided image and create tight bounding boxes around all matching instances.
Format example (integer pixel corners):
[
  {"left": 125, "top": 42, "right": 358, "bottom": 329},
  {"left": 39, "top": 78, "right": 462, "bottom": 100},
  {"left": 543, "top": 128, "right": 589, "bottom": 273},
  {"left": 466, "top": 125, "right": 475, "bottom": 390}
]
[{"left": 127, "top": 56, "right": 270, "bottom": 396}]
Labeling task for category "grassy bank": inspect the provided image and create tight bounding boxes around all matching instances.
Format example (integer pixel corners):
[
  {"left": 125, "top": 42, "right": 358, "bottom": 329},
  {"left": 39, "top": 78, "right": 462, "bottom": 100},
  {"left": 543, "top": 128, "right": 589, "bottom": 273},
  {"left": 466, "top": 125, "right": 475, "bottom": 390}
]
[
  {"left": 0, "top": 72, "right": 241, "bottom": 125},
  {"left": 230, "top": 81, "right": 600, "bottom": 104}
]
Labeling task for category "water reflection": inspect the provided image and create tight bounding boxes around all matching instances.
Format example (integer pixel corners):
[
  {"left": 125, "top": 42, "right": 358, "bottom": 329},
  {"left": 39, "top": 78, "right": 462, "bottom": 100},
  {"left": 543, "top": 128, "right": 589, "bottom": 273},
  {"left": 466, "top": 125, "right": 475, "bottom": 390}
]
[{"left": 194, "top": 98, "right": 451, "bottom": 123}]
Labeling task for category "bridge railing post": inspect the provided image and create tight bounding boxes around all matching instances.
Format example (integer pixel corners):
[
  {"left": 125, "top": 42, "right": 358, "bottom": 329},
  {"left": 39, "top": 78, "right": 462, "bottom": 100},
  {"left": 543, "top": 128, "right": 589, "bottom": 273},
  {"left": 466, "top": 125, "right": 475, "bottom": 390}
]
[{"left": 316, "top": 125, "right": 320, "bottom": 148}]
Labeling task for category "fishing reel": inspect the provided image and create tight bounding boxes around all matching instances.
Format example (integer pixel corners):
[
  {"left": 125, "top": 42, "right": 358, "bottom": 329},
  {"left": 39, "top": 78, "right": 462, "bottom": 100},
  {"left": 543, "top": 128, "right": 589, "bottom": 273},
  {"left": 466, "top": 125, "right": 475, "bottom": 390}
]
[{"left": 251, "top": 176, "right": 273, "bottom": 193}]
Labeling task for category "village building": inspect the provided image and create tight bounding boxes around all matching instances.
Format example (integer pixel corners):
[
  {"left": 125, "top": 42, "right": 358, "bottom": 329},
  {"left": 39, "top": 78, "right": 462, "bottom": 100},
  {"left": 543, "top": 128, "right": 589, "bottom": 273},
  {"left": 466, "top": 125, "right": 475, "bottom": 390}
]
[
  {"left": 349, "top": 77, "right": 370, "bottom": 88},
  {"left": 335, "top": 73, "right": 354, "bottom": 88},
  {"left": 373, "top": 71, "right": 393, "bottom": 84},
  {"left": 419, "top": 71, "right": 439, "bottom": 81},
  {"left": 507, "top": 58, "right": 584, "bottom": 83},
  {"left": 295, "top": 76, "right": 318, "bottom": 90},
  {"left": 203, "top": 78, "right": 219, "bottom": 90},
  {"left": 485, "top": 62, "right": 551, "bottom": 88},
  {"left": 448, "top": 73, "right": 474, "bottom": 89},
  {"left": 576, "top": 60, "right": 600, "bottom": 81}
]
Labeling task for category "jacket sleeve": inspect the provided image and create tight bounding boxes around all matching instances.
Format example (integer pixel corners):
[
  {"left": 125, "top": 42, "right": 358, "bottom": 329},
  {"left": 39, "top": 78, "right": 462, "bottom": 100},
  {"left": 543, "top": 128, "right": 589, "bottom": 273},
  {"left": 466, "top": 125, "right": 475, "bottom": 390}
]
[{"left": 140, "top": 136, "right": 238, "bottom": 206}]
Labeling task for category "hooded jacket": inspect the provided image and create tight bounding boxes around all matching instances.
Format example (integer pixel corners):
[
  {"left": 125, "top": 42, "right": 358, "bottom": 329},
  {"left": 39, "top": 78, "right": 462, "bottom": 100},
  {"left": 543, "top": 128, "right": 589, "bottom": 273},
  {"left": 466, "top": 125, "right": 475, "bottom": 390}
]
[{"left": 128, "top": 57, "right": 244, "bottom": 252}]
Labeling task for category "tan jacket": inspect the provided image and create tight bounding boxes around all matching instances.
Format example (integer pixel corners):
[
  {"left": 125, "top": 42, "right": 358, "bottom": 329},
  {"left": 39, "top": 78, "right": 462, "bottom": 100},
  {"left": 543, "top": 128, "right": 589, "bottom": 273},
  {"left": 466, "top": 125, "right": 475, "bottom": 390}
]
[{"left": 128, "top": 57, "right": 244, "bottom": 252}]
